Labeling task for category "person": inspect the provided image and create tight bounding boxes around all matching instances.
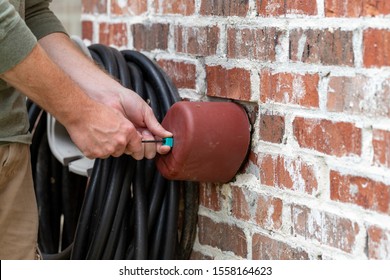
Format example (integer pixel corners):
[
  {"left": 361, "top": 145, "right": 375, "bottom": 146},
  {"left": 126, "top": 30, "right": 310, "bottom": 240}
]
[{"left": 0, "top": 0, "right": 172, "bottom": 260}]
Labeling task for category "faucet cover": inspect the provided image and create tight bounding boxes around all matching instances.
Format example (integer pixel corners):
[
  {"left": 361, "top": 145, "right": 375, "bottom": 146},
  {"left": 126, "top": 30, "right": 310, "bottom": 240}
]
[{"left": 155, "top": 101, "right": 251, "bottom": 183}]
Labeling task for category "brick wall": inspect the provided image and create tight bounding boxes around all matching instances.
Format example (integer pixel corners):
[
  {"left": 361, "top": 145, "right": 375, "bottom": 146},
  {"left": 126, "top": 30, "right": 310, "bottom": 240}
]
[{"left": 81, "top": 0, "right": 390, "bottom": 260}]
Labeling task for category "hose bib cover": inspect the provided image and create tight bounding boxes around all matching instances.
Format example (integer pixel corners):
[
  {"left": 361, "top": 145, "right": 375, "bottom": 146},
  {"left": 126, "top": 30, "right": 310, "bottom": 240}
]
[{"left": 156, "top": 101, "right": 251, "bottom": 183}]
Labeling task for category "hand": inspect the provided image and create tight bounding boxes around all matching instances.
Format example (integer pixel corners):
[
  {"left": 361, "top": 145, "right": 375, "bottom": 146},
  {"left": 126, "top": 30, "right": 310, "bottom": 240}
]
[
  {"left": 37, "top": 33, "right": 172, "bottom": 159},
  {"left": 66, "top": 101, "right": 146, "bottom": 159},
  {"left": 100, "top": 88, "right": 173, "bottom": 157}
]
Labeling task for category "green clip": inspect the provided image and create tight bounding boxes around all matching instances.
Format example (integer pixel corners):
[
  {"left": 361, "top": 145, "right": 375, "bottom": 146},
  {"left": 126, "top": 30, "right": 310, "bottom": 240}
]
[{"left": 162, "top": 137, "right": 174, "bottom": 147}]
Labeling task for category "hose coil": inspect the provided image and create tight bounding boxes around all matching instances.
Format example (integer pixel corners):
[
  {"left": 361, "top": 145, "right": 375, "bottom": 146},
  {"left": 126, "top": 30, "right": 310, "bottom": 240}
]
[{"left": 28, "top": 44, "right": 199, "bottom": 260}]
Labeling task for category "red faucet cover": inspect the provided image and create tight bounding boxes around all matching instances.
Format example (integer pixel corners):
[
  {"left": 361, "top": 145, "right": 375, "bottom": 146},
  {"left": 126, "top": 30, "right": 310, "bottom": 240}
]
[{"left": 155, "top": 101, "right": 251, "bottom": 183}]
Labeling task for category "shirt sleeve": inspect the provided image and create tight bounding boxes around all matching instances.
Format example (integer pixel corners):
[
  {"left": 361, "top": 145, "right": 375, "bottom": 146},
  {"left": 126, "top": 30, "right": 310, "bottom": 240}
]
[
  {"left": 25, "top": 0, "right": 68, "bottom": 40},
  {"left": 0, "top": 0, "right": 37, "bottom": 74}
]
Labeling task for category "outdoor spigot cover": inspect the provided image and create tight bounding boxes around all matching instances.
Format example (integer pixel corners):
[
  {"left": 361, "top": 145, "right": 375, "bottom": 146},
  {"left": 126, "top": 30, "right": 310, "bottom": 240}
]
[{"left": 155, "top": 101, "right": 251, "bottom": 183}]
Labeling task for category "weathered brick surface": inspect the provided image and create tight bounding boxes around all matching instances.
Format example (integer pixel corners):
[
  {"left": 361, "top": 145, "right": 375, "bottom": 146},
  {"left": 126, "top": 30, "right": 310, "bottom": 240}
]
[
  {"left": 367, "top": 225, "right": 390, "bottom": 259},
  {"left": 260, "top": 70, "right": 319, "bottom": 108},
  {"left": 255, "top": 194, "right": 283, "bottom": 231},
  {"left": 199, "top": 183, "right": 223, "bottom": 212},
  {"left": 82, "top": 21, "right": 93, "bottom": 42},
  {"left": 289, "top": 28, "right": 354, "bottom": 66},
  {"left": 231, "top": 185, "right": 251, "bottom": 221},
  {"left": 227, "top": 27, "right": 283, "bottom": 61},
  {"left": 291, "top": 205, "right": 360, "bottom": 253},
  {"left": 327, "top": 75, "right": 369, "bottom": 115},
  {"left": 252, "top": 233, "right": 309, "bottom": 260},
  {"left": 99, "top": 23, "right": 128, "bottom": 47},
  {"left": 131, "top": 23, "right": 169, "bottom": 51},
  {"left": 330, "top": 171, "right": 390, "bottom": 214},
  {"left": 293, "top": 118, "right": 362, "bottom": 157},
  {"left": 153, "top": 0, "right": 195, "bottom": 15},
  {"left": 157, "top": 59, "right": 197, "bottom": 89},
  {"left": 328, "top": 75, "right": 390, "bottom": 117},
  {"left": 198, "top": 215, "right": 248, "bottom": 258},
  {"left": 257, "top": 0, "right": 318, "bottom": 16},
  {"left": 174, "top": 25, "right": 220, "bottom": 56},
  {"left": 82, "top": 0, "right": 107, "bottom": 14},
  {"left": 200, "top": 0, "right": 249, "bottom": 16},
  {"left": 325, "top": 0, "right": 390, "bottom": 17},
  {"left": 364, "top": 29, "right": 390, "bottom": 68},
  {"left": 259, "top": 154, "right": 319, "bottom": 195},
  {"left": 373, "top": 129, "right": 390, "bottom": 168},
  {"left": 111, "top": 0, "right": 147, "bottom": 15},
  {"left": 259, "top": 113, "right": 285, "bottom": 144},
  {"left": 206, "top": 65, "right": 251, "bottom": 101}
]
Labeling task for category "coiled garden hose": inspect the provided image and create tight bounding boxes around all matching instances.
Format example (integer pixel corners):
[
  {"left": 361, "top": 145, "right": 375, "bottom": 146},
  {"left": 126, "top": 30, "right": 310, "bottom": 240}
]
[{"left": 28, "top": 44, "right": 199, "bottom": 260}]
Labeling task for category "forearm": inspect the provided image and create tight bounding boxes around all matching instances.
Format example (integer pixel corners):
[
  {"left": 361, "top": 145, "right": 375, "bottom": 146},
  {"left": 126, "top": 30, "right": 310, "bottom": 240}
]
[
  {"left": 0, "top": 43, "right": 94, "bottom": 128},
  {"left": 38, "top": 33, "right": 124, "bottom": 106},
  {"left": 38, "top": 33, "right": 172, "bottom": 141},
  {"left": 0, "top": 43, "right": 146, "bottom": 159}
]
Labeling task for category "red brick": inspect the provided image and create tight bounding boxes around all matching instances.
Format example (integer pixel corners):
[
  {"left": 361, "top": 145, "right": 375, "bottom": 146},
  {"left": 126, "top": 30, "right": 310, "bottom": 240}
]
[
  {"left": 255, "top": 194, "right": 283, "bottom": 231},
  {"left": 154, "top": 0, "right": 195, "bottom": 15},
  {"left": 322, "top": 213, "right": 360, "bottom": 253},
  {"left": 367, "top": 225, "right": 390, "bottom": 259},
  {"left": 82, "top": 21, "right": 93, "bottom": 42},
  {"left": 157, "top": 59, "right": 196, "bottom": 89},
  {"left": 111, "top": 0, "right": 147, "bottom": 15},
  {"left": 257, "top": 0, "right": 317, "bottom": 16},
  {"left": 199, "top": 183, "right": 223, "bottom": 211},
  {"left": 328, "top": 75, "right": 390, "bottom": 117},
  {"left": 291, "top": 205, "right": 360, "bottom": 253},
  {"left": 99, "top": 23, "right": 127, "bottom": 47},
  {"left": 198, "top": 215, "right": 248, "bottom": 258},
  {"left": 227, "top": 27, "right": 283, "bottom": 61},
  {"left": 289, "top": 28, "right": 354, "bottom": 66},
  {"left": 82, "top": 0, "right": 107, "bottom": 14},
  {"left": 131, "top": 23, "right": 169, "bottom": 51},
  {"left": 291, "top": 205, "right": 322, "bottom": 242},
  {"left": 252, "top": 233, "right": 309, "bottom": 260},
  {"left": 260, "top": 70, "right": 319, "bottom": 108},
  {"left": 206, "top": 65, "right": 251, "bottom": 101},
  {"left": 325, "top": 0, "right": 390, "bottom": 17},
  {"left": 373, "top": 129, "right": 390, "bottom": 168},
  {"left": 259, "top": 154, "right": 318, "bottom": 195},
  {"left": 363, "top": 29, "right": 390, "bottom": 68},
  {"left": 330, "top": 170, "right": 390, "bottom": 214},
  {"left": 231, "top": 186, "right": 251, "bottom": 221},
  {"left": 293, "top": 117, "right": 362, "bottom": 157},
  {"left": 259, "top": 114, "right": 285, "bottom": 144},
  {"left": 327, "top": 75, "right": 369, "bottom": 114},
  {"left": 174, "top": 25, "right": 219, "bottom": 56},
  {"left": 200, "top": 0, "right": 249, "bottom": 16}
]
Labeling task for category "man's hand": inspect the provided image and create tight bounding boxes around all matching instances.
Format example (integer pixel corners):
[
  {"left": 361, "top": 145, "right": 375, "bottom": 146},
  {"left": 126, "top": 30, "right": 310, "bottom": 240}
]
[
  {"left": 1, "top": 43, "right": 169, "bottom": 160},
  {"left": 38, "top": 33, "right": 172, "bottom": 159}
]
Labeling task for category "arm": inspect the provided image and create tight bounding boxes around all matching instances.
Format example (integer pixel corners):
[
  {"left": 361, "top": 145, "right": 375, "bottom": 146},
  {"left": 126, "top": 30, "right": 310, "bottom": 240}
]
[
  {"left": 38, "top": 33, "right": 172, "bottom": 157},
  {"left": 0, "top": 44, "right": 146, "bottom": 159}
]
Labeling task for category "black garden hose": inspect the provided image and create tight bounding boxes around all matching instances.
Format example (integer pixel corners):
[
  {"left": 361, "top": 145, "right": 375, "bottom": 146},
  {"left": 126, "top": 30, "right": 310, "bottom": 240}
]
[{"left": 28, "top": 44, "right": 199, "bottom": 260}]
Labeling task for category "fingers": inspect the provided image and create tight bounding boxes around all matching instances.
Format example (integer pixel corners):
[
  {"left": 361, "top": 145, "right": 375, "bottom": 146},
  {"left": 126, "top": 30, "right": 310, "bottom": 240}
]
[
  {"left": 143, "top": 106, "right": 173, "bottom": 138},
  {"left": 141, "top": 130, "right": 157, "bottom": 159},
  {"left": 124, "top": 130, "right": 143, "bottom": 160}
]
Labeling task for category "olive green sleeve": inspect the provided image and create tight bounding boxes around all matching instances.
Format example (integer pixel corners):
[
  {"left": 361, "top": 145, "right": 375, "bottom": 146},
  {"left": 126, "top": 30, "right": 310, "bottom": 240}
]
[
  {"left": 0, "top": 0, "right": 37, "bottom": 74},
  {"left": 25, "top": 0, "right": 68, "bottom": 40}
]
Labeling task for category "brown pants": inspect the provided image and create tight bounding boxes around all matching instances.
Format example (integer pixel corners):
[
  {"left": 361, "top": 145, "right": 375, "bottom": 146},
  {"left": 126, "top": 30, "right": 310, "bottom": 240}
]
[{"left": 0, "top": 143, "right": 39, "bottom": 260}]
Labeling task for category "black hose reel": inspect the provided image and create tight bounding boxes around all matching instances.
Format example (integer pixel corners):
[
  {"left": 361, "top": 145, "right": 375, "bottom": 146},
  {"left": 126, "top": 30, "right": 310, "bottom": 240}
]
[{"left": 28, "top": 44, "right": 199, "bottom": 260}]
